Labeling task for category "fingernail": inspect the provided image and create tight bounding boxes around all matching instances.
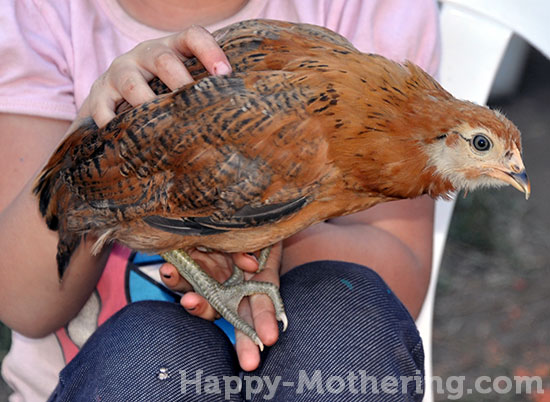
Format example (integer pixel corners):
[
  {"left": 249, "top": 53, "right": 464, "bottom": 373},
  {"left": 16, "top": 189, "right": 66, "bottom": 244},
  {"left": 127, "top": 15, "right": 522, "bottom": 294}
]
[
  {"left": 213, "top": 61, "right": 231, "bottom": 75},
  {"left": 246, "top": 252, "right": 258, "bottom": 262},
  {"left": 186, "top": 306, "right": 196, "bottom": 312}
]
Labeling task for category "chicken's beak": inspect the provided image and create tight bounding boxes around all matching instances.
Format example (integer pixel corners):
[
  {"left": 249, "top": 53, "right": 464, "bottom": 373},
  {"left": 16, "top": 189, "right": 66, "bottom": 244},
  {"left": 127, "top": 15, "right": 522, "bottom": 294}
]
[
  {"left": 487, "top": 146, "right": 531, "bottom": 199},
  {"left": 508, "top": 170, "right": 530, "bottom": 200}
]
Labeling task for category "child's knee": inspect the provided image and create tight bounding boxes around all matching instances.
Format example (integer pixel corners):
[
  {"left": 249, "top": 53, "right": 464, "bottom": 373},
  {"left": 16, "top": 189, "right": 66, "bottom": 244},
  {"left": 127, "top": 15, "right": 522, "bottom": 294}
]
[
  {"left": 278, "top": 260, "right": 422, "bottom": 357},
  {"left": 280, "top": 260, "right": 397, "bottom": 309}
]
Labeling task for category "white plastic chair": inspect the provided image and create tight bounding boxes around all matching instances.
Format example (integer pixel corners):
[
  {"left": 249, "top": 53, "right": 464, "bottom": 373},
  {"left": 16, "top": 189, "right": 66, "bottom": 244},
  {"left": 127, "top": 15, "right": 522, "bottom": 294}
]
[{"left": 417, "top": 1, "right": 550, "bottom": 400}]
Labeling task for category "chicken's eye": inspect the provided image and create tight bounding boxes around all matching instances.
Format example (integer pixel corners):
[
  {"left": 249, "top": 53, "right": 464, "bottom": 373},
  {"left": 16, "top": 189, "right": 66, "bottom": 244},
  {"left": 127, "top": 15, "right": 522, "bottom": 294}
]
[{"left": 472, "top": 134, "right": 491, "bottom": 152}]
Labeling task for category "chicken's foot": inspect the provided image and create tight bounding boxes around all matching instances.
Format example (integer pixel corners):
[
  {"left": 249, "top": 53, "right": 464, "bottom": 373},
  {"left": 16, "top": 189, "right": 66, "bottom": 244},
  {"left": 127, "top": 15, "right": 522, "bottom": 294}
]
[
  {"left": 223, "top": 247, "right": 271, "bottom": 287},
  {"left": 161, "top": 249, "right": 287, "bottom": 351}
]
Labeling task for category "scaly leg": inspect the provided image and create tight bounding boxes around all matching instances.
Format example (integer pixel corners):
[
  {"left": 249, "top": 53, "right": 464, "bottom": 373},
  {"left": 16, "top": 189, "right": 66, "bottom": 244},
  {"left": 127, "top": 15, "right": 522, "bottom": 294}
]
[{"left": 162, "top": 249, "right": 287, "bottom": 351}]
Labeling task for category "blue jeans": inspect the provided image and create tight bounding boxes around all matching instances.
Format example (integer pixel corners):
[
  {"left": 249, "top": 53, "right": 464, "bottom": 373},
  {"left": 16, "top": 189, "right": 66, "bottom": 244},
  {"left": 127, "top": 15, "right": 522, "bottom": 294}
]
[{"left": 48, "top": 261, "right": 424, "bottom": 401}]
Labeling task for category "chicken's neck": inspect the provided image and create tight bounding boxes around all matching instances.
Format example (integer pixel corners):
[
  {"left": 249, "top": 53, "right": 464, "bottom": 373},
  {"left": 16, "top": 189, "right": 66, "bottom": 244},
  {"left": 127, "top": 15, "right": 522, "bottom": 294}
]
[{"left": 331, "top": 92, "right": 460, "bottom": 201}]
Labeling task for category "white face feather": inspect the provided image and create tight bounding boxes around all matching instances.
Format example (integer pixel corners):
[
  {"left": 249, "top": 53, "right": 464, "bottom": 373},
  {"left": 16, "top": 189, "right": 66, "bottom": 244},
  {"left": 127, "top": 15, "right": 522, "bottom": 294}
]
[{"left": 423, "top": 123, "right": 519, "bottom": 193}]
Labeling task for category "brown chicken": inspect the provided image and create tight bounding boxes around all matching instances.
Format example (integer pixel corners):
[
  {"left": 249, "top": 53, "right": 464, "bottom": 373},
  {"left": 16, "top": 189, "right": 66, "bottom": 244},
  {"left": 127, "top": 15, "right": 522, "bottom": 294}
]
[{"left": 34, "top": 19, "right": 530, "bottom": 349}]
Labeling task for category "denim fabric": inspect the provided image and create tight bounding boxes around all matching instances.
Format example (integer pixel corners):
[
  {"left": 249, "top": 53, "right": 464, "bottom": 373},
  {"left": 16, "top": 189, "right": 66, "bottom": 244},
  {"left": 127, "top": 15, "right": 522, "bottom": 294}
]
[{"left": 48, "top": 261, "right": 424, "bottom": 401}]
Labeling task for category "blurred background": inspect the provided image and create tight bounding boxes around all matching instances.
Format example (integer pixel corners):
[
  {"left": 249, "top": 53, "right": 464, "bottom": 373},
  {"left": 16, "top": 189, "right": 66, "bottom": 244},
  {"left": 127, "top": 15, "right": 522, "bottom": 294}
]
[
  {"left": 433, "top": 43, "right": 550, "bottom": 401},
  {"left": 0, "top": 40, "right": 548, "bottom": 402}
]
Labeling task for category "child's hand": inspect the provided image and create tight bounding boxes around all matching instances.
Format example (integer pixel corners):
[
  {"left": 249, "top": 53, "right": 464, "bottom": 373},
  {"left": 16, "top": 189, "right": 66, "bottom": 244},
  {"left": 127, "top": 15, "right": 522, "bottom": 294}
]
[
  {"left": 77, "top": 25, "right": 232, "bottom": 129},
  {"left": 160, "top": 242, "right": 284, "bottom": 371}
]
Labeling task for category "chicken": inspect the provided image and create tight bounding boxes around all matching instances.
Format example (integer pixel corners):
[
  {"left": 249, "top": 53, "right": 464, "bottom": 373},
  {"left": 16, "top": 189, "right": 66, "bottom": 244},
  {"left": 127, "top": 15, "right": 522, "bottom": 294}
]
[{"left": 34, "top": 19, "right": 530, "bottom": 349}]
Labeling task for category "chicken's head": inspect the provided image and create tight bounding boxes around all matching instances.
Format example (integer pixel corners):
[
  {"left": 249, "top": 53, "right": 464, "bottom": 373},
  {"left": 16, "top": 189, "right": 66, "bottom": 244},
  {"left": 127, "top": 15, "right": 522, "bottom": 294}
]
[{"left": 423, "top": 106, "right": 530, "bottom": 199}]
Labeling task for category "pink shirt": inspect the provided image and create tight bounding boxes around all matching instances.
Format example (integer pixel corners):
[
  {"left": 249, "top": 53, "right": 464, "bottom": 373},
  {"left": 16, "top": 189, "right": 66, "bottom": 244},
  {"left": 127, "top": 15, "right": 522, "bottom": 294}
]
[
  {"left": 0, "top": 0, "right": 440, "bottom": 400},
  {"left": 0, "top": 0, "right": 439, "bottom": 120}
]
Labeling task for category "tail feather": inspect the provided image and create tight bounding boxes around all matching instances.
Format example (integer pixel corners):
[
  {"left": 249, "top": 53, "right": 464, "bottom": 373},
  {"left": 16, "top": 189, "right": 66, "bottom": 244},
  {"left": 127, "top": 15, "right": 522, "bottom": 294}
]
[
  {"left": 34, "top": 156, "right": 79, "bottom": 277},
  {"left": 33, "top": 118, "right": 98, "bottom": 277},
  {"left": 56, "top": 234, "right": 81, "bottom": 280},
  {"left": 33, "top": 165, "right": 61, "bottom": 230},
  {"left": 33, "top": 117, "right": 98, "bottom": 230}
]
